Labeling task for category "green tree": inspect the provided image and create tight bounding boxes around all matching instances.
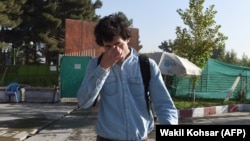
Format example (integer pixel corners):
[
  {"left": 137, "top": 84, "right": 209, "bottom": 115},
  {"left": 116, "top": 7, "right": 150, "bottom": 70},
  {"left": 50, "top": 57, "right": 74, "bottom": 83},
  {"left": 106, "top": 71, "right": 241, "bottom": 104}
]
[
  {"left": 40, "top": 0, "right": 102, "bottom": 64},
  {"left": 172, "top": 0, "right": 228, "bottom": 102},
  {"left": 0, "top": 0, "right": 27, "bottom": 65},
  {"left": 211, "top": 47, "right": 226, "bottom": 61},
  {"left": 116, "top": 11, "right": 133, "bottom": 26},
  {"left": 158, "top": 40, "right": 173, "bottom": 53},
  {"left": 240, "top": 53, "right": 250, "bottom": 67},
  {"left": 53, "top": 0, "right": 102, "bottom": 52},
  {"left": 173, "top": 0, "right": 228, "bottom": 69},
  {"left": 224, "top": 49, "right": 238, "bottom": 65},
  {"left": 0, "top": 0, "right": 26, "bottom": 28},
  {"left": 1, "top": 0, "right": 102, "bottom": 65},
  {"left": 0, "top": 0, "right": 27, "bottom": 49},
  {"left": 219, "top": 50, "right": 250, "bottom": 67}
]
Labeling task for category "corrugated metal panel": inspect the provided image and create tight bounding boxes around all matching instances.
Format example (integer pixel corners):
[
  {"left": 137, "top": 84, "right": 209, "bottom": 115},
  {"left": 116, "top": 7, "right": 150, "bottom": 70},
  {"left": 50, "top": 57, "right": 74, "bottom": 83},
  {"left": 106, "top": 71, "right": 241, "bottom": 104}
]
[{"left": 60, "top": 56, "right": 91, "bottom": 99}]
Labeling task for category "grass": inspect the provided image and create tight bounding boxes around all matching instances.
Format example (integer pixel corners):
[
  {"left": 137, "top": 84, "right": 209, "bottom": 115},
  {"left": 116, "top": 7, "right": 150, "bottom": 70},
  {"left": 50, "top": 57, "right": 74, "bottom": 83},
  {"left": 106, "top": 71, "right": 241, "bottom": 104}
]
[{"left": 173, "top": 97, "right": 250, "bottom": 110}]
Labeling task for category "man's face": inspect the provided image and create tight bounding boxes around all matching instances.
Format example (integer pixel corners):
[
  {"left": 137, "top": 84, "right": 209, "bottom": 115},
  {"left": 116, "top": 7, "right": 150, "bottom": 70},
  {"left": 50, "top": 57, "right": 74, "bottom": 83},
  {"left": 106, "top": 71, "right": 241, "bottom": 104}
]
[
  {"left": 103, "top": 36, "right": 129, "bottom": 49},
  {"left": 103, "top": 36, "right": 130, "bottom": 61}
]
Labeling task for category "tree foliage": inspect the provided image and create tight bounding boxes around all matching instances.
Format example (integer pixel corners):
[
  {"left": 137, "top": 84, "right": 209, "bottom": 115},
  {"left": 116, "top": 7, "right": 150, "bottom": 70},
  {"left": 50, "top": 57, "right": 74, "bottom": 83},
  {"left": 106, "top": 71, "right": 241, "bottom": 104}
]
[
  {"left": 0, "top": 0, "right": 27, "bottom": 48},
  {"left": 224, "top": 49, "right": 238, "bottom": 65},
  {"left": 240, "top": 53, "right": 250, "bottom": 66},
  {"left": 213, "top": 48, "right": 250, "bottom": 67},
  {"left": 173, "top": 0, "right": 228, "bottom": 69},
  {"left": 0, "top": 0, "right": 102, "bottom": 64},
  {"left": 162, "top": 0, "right": 229, "bottom": 102},
  {"left": 19, "top": 0, "right": 102, "bottom": 52},
  {"left": 0, "top": 0, "right": 26, "bottom": 28},
  {"left": 158, "top": 40, "right": 173, "bottom": 53},
  {"left": 52, "top": 0, "right": 102, "bottom": 52}
]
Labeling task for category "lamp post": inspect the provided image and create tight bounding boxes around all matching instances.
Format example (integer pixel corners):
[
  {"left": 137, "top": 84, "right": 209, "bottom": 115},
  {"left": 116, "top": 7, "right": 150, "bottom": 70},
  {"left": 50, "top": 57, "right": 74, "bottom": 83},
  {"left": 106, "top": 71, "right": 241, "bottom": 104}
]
[
  {"left": 2, "top": 48, "right": 7, "bottom": 65},
  {"left": 25, "top": 41, "right": 33, "bottom": 64},
  {"left": 13, "top": 43, "right": 21, "bottom": 66},
  {"left": 29, "top": 41, "right": 37, "bottom": 64},
  {"left": 29, "top": 41, "right": 34, "bottom": 46}
]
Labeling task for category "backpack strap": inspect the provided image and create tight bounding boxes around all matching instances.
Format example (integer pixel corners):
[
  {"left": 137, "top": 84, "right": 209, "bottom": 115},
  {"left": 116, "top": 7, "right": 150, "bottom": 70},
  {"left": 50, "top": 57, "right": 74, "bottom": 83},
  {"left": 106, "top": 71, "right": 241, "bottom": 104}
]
[
  {"left": 92, "top": 54, "right": 103, "bottom": 107},
  {"left": 139, "top": 54, "right": 151, "bottom": 114},
  {"left": 97, "top": 53, "right": 103, "bottom": 66}
]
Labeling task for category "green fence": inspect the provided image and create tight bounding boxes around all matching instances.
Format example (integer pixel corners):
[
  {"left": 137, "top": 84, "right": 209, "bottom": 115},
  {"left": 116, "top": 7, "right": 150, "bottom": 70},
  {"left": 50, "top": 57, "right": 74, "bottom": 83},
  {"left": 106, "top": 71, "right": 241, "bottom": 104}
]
[
  {"left": 173, "top": 58, "right": 250, "bottom": 100},
  {"left": 60, "top": 56, "right": 91, "bottom": 100},
  {"left": 0, "top": 65, "right": 58, "bottom": 87}
]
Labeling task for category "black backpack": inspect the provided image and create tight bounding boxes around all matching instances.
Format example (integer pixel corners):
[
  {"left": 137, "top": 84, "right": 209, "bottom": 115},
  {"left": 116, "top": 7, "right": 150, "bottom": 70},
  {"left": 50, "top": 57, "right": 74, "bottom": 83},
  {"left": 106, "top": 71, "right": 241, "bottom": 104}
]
[{"left": 93, "top": 54, "right": 151, "bottom": 113}]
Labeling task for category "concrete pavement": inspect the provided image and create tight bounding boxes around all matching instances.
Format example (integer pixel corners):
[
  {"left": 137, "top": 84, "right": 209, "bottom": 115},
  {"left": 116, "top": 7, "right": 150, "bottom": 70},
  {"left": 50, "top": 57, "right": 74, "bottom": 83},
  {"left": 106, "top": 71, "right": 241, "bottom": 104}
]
[
  {"left": 0, "top": 102, "right": 77, "bottom": 141},
  {"left": 1, "top": 102, "right": 250, "bottom": 141}
]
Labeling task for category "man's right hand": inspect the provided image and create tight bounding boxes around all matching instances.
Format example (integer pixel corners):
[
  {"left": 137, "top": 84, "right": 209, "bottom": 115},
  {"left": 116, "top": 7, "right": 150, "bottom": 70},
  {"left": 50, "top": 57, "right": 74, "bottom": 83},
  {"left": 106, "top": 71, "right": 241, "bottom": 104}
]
[{"left": 100, "top": 46, "right": 123, "bottom": 70}]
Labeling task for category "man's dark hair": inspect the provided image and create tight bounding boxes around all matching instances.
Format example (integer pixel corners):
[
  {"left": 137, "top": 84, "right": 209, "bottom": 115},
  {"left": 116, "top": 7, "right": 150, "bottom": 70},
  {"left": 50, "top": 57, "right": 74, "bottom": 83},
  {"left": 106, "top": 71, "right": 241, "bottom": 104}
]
[{"left": 94, "top": 13, "right": 131, "bottom": 46}]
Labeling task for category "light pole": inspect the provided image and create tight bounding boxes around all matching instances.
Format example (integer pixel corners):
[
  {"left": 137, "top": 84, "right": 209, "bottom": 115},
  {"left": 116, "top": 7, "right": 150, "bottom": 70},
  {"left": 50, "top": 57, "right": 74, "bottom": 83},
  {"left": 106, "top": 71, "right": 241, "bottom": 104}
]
[
  {"left": 2, "top": 48, "right": 7, "bottom": 65},
  {"left": 25, "top": 41, "right": 34, "bottom": 64},
  {"left": 29, "top": 41, "right": 34, "bottom": 46},
  {"left": 30, "top": 41, "right": 36, "bottom": 63},
  {"left": 29, "top": 41, "right": 36, "bottom": 64},
  {"left": 13, "top": 43, "right": 21, "bottom": 66}
]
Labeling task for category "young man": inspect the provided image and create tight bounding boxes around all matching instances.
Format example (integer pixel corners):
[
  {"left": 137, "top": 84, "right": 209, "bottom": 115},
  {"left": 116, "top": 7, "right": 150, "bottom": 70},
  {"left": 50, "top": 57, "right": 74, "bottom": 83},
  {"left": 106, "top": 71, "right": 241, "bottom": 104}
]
[{"left": 77, "top": 13, "right": 178, "bottom": 141}]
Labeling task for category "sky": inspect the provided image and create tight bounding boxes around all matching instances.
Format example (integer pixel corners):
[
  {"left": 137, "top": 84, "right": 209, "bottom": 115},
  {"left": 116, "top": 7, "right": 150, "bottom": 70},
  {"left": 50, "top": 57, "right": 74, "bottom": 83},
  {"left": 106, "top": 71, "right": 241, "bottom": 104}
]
[{"left": 95, "top": 0, "right": 250, "bottom": 58}]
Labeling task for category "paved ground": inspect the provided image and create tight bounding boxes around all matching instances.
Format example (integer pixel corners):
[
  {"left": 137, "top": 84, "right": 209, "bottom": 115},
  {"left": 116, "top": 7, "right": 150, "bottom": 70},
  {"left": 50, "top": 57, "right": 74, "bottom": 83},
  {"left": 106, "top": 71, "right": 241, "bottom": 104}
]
[
  {"left": 1, "top": 102, "right": 250, "bottom": 141},
  {"left": 0, "top": 102, "right": 77, "bottom": 141}
]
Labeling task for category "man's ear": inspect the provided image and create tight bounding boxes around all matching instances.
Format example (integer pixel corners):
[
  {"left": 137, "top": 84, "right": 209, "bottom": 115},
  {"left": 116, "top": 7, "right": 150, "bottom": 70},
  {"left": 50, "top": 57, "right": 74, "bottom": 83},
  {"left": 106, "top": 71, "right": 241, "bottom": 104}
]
[{"left": 126, "top": 38, "right": 130, "bottom": 43}]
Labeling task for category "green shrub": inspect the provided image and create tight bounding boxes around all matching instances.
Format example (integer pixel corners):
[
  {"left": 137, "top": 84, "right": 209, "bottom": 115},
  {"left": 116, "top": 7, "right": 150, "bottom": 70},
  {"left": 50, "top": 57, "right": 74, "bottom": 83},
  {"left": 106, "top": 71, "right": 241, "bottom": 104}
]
[{"left": 0, "top": 65, "right": 58, "bottom": 87}]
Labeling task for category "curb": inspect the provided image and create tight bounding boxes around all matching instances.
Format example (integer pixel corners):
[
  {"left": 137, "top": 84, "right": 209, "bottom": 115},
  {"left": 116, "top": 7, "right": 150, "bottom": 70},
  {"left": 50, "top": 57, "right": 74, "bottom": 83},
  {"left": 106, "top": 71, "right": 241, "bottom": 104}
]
[
  {"left": 17, "top": 104, "right": 250, "bottom": 140},
  {"left": 178, "top": 104, "right": 250, "bottom": 119}
]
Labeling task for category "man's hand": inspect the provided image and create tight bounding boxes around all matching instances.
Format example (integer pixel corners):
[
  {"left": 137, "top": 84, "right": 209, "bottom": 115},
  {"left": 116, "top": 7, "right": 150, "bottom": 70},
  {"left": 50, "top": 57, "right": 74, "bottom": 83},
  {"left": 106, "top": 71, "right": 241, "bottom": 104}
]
[{"left": 100, "top": 47, "right": 123, "bottom": 70}]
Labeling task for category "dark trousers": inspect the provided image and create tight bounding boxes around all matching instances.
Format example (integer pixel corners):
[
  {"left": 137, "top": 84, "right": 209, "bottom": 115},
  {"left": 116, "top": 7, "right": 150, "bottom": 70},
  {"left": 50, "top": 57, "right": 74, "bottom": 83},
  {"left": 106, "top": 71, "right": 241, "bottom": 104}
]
[{"left": 96, "top": 135, "right": 148, "bottom": 141}]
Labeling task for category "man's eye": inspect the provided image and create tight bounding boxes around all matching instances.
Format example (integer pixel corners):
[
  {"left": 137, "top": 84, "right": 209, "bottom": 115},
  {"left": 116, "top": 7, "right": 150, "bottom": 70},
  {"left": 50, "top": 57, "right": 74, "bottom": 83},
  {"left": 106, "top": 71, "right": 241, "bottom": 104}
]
[
  {"left": 104, "top": 45, "right": 112, "bottom": 48},
  {"left": 114, "top": 42, "right": 122, "bottom": 46},
  {"left": 104, "top": 42, "right": 121, "bottom": 48}
]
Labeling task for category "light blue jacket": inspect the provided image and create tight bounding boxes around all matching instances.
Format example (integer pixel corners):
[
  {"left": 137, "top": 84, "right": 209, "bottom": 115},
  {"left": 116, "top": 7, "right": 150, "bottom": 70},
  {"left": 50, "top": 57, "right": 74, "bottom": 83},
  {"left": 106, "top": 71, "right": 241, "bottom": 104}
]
[{"left": 77, "top": 48, "right": 178, "bottom": 140}]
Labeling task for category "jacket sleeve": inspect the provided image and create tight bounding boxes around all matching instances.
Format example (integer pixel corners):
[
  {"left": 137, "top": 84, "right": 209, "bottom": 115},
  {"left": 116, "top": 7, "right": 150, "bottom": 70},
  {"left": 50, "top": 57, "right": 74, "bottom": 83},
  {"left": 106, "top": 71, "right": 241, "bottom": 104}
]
[
  {"left": 148, "top": 59, "right": 179, "bottom": 125},
  {"left": 77, "top": 58, "right": 110, "bottom": 109}
]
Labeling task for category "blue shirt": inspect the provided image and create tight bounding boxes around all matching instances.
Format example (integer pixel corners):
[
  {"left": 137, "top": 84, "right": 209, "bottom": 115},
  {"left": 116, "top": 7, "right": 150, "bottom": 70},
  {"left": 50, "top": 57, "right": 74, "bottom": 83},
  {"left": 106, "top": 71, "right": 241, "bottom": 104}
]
[{"left": 77, "top": 48, "right": 178, "bottom": 140}]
